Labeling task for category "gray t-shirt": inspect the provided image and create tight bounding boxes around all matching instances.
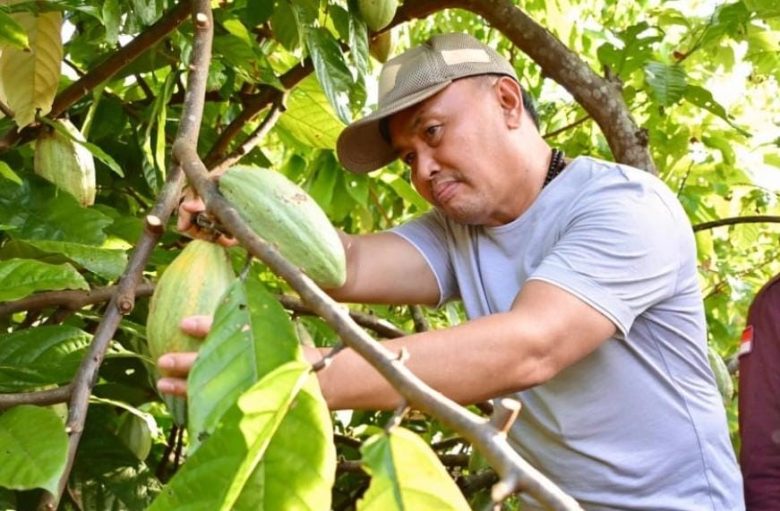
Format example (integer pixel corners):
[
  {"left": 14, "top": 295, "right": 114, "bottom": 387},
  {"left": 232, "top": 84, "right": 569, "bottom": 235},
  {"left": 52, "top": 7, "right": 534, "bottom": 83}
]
[{"left": 391, "top": 157, "right": 743, "bottom": 510}]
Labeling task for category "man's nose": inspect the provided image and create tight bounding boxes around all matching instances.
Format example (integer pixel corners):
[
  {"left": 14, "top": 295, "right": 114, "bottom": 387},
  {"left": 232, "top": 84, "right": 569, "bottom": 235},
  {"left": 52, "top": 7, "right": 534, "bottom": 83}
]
[{"left": 413, "top": 151, "right": 439, "bottom": 181}]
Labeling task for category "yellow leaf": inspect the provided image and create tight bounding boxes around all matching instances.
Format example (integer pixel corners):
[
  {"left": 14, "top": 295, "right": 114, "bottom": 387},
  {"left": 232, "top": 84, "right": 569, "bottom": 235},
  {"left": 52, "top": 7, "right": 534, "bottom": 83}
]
[{"left": 0, "top": 10, "right": 62, "bottom": 128}]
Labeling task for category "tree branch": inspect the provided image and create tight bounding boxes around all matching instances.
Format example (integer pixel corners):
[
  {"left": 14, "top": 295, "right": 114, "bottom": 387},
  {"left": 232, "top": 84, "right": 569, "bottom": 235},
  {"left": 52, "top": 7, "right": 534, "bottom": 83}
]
[
  {"left": 0, "top": 384, "right": 72, "bottom": 411},
  {"left": 36, "top": 3, "right": 214, "bottom": 509},
  {"left": 395, "top": 0, "right": 656, "bottom": 174},
  {"left": 0, "top": 283, "right": 154, "bottom": 317},
  {"left": 0, "top": 98, "right": 14, "bottom": 118},
  {"left": 173, "top": 146, "right": 581, "bottom": 510},
  {"left": 0, "top": 0, "right": 192, "bottom": 153},
  {"left": 692, "top": 215, "right": 780, "bottom": 232}
]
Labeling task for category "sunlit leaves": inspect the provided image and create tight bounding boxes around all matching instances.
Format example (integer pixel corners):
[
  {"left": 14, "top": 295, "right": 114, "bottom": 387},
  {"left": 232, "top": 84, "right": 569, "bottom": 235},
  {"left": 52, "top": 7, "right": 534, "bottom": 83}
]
[
  {"left": 277, "top": 74, "right": 344, "bottom": 149},
  {"left": 358, "top": 427, "right": 470, "bottom": 510},
  {"left": 0, "top": 258, "right": 88, "bottom": 301},
  {"left": 643, "top": 61, "right": 687, "bottom": 107},
  {"left": 0, "top": 405, "right": 68, "bottom": 494},
  {"left": 0, "top": 9, "right": 62, "bottom": 127},
  {"left": 306, "top": 27, "right": 354, "bottom": 125}
]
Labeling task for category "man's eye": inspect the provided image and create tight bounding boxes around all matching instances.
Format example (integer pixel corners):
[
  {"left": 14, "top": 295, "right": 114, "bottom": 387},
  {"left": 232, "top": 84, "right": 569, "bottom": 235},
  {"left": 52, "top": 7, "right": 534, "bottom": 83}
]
[
  {"left": 403, "top": 152, "right": 415, "bottom": 165},
  {"left": 426, "top": 125, "right": 441, "bottom": 137}
]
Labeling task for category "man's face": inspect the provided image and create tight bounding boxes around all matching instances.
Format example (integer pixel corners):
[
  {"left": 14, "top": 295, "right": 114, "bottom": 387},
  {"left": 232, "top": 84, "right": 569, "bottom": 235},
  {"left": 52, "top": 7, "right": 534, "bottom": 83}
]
[{"left": 387, "top": 77, "right": 520, "bottom": 226}]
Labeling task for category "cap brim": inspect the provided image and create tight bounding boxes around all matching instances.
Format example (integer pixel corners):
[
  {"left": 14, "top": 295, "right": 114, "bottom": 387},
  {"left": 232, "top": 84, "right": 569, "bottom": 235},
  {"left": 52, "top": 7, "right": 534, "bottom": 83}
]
[{"left": 337, "top": 81, "right": 452, "bottom": 173}]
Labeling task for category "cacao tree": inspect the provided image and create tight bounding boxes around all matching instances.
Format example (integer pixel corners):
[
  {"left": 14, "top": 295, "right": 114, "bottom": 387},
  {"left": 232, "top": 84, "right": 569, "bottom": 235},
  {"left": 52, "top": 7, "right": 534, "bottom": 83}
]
[{"left": 0, "top": 0, "right": 778, "bottom": 509}]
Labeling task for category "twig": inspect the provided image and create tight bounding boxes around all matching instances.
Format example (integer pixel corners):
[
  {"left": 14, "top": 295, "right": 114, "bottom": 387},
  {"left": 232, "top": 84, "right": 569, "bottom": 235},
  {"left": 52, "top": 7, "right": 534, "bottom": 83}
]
[
  {"left": 277, "top": 294, "right": 407, "bottom": 339},
  {"left": 174, "top": 142, "right": 582, "bottom": 511},
  {"left": 209, "top": 91, "right": 288, "bottom": 175},
  {"left": 0, "top": 384, "right": 73, "bottom": 411},
  {"left": 0, "top": 99, "right": 14, "bottom": 118},
  {"left": 693, "top": 215, "right": 780, "bottom": 232},
  {"left": 409, "top": 305, "right": 430, "bottom": 333},
  {"left": 36, "top": 3, "right": 214, "bottom": 509},
  {"left": 0, "top": 283, "right": 155, "bottom": 317},
  {"left": 543, "top": 115, "right": 591, "bottom": 139}
]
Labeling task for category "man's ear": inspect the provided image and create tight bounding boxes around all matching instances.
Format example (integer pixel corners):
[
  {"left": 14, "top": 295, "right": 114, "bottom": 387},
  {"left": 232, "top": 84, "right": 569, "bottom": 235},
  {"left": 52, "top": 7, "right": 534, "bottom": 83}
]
[{"left": 495, "top": 76, "right": 523, "bottom": 128}]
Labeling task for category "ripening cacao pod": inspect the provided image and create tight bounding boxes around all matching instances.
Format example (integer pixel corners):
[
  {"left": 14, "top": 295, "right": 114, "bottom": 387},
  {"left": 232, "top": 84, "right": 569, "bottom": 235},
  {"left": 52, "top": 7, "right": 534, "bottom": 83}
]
[
  {"left": 218, "top": 165, "right": 346, "bottom": 288},
  {"left": 369, "top": 29, "right": 394, "bottom": 63},
  {"left": 707, "top": 346, "right": 734, "bottom": 404},
  {"left": 34, "top": 119, "right": 96, "bottom": 206},
  {"left": 147, "top": 240, "right": 236, "bottom": 425},
  {"left": 358, "top": 0, "right": 397, "bottom": 32}
]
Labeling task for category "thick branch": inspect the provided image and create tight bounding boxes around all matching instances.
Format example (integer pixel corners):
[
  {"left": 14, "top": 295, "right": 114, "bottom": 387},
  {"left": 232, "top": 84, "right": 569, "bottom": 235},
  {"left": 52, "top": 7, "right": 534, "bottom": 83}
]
[
  {"left": 0, "top": 1, "right": 192, "bottom": 153},
  {"left": 693, "top": 215, "right": 780, "bottom": 232},
  {"left": 37, "top": 3, "right": 214, "bottom": 510},
  {"left": 0, "top": 384, "right": 72, "bottom": 411},
  {"left": 0, "top": 283, "right": 154, "bottom": 317},
  {"left": 396, "top": 0, "right": 656, "bottom": 174},
  {"left": 174, "top": 140, "right": 581, "bottom": 510}
]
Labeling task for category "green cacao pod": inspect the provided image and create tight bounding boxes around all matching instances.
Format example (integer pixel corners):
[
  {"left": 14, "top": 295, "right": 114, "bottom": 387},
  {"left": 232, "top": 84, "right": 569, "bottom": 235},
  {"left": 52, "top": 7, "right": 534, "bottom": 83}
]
[
  {"left": 358, "top": 0, "right": 397, "bottom": 32},
  {"left": 218, "top": 165, "right": 346, "bottom": 288},
  {"left": 117, "top": 412, "right": 153, "bottom": 461},
  {"left": 369, "top": 29, "right": 394, "bottom": 63},
  {"left": 707, "top": 346, "right": 734, "bottom": 403},
  {"left": 34, "top": 119, "right": 96, "bottom": 206},
  {"left": 147, "top": 240, "right": 235, "bottom": 424}
]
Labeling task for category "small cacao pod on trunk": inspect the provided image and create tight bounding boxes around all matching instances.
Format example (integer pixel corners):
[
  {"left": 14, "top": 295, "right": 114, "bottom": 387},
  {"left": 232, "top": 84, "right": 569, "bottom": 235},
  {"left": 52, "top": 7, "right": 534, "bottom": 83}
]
[
  {"left": 34, "top": 119, "right": 96, "bottom": 206},
  {"left": 358, "top": 0, "right": 397, "bottom": 32},
  {"left": 218, "top": 165, "right": 346, "bottom": 288},
  {"left": 369, "top": 29, "right": 394, "bottom": 63},
  {"left": 147, "top": 240, "right": 236, "bottom": 425}
]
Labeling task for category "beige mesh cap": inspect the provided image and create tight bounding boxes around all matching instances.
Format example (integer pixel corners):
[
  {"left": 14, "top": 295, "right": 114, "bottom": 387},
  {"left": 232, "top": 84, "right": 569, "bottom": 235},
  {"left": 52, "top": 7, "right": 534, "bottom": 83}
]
[{"left": 336, "top": 32, "right": 518, "bottom": 173}]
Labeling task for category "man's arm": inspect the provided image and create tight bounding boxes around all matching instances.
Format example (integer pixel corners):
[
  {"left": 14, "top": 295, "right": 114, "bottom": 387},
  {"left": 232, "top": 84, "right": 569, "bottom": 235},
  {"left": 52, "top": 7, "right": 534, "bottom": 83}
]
[
  {"left": 325, "top": 231, "right": 440, "bottom": 306},
  {"left": 315, "top": 279, "right": 616, "bottom": 410}
]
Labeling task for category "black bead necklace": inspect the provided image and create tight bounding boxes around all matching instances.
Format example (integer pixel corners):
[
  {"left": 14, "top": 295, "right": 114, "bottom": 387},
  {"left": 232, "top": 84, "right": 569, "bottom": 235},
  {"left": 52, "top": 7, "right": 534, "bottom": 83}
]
[{"left": 542, "top": 148, "right": 567, "bottom": 189}]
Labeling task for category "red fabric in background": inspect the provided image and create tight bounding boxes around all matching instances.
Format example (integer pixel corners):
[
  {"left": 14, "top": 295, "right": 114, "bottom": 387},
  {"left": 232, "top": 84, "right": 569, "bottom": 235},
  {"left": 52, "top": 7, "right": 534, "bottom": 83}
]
[{"left": 739, "top": 273, "right": 780, "bottom": 510}]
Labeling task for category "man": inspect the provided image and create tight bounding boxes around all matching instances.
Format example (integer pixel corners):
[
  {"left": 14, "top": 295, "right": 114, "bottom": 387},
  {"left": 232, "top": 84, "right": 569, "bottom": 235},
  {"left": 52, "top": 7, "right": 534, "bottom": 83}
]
[
  {"left": 161, "top": 33, "right": 743, "bottom": 509},
  {"left": 739, "top": 273, "right": 780, "bottom": 510}
]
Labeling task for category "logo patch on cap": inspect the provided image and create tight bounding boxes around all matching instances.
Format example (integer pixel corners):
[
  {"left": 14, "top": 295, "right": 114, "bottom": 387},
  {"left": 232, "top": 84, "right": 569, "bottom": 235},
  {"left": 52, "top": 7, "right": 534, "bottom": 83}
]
[
  {"left": 440, "top": 48, "right": 491, "bottom": 65},
  {"left": 739, "top": 324, "right": 753, "bottom": 356}
]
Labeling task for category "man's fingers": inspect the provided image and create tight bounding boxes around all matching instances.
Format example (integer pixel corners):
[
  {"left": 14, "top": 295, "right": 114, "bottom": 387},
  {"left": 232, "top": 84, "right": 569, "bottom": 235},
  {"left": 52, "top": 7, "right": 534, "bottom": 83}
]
[
  {"left": 157, "top": 377, "right": 188, "bottom": 397},
  {"left": 157, "top": 352, "right": 198, "bottom": 377},
  {"left": 180, "top": 315, "right": 213, "bottom": 337}
]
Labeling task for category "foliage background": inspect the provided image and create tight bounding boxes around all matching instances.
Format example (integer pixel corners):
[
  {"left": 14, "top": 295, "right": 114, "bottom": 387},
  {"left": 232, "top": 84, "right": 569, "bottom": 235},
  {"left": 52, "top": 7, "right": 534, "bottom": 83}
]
[{"left": 0, "top": 0, "right": 778, "bottom": 509}]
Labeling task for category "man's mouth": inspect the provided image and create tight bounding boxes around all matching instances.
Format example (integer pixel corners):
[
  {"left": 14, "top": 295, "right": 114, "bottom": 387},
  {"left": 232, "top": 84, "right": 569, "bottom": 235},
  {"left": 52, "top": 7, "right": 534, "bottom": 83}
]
[{"left": 433, "top": 180, "right": 460, "bottom": 204}]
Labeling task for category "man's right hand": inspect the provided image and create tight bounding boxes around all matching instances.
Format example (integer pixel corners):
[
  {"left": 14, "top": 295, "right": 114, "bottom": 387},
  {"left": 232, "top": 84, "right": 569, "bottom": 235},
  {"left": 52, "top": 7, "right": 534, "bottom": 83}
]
[
  {"left": 177, "top": 188, "right": 236, "bottom": 246},
  {"left": 156, "top": 315, "right": 213, "bottom": 397}
]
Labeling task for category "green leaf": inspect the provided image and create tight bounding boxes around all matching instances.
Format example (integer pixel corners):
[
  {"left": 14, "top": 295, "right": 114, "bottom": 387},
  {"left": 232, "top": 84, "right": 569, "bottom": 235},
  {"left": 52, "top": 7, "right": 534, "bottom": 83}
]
[
  {"left": 244, "top": 0, "right": 274, "bottom": 26},
  {"left": 20, "top": 239, "right": 127, "bottom": 280},
  {"left": 149, "top": 361, "right": 334, "bottom": 511},
  {"left": 0, "top": 176, "right": 113, "bottom": 245},
  {"left": 0, "top": 160, "right": 22, "bottom": 185},
  {"left": 278, "top": 74, "right": 344, "bottom": 149},
  {"left": 0, "top": 326, "right": 91, "bottom": 391},
  {"left": 0, "top": 10, "right": 29, "bottom": 50},
  {"left": 187, "top": 278, "right": 301, "bottom": 452},
  {"left": 0, "top": 258, "right": 88, "bottom": 301},
  {"left": 358, "top": 427, "right": 470, "bottom": 510},
  {"left": 305, "top": 27, "right": 354, "bottom": 124},
  {"left": 684, "top": 85, "right": 751, "bottom": 136},
  {"left": 0, "top": 405, "right": 68, "bottom": 494},
  {"left": 378, "top": 171, "right": 431, "bottom": 212},
  {"left": 643, "top": 61, "right": 687, "bottom": 107},
  {"left": 270, "top": 0, "right": 299, "bottom": 51},
  {"left": 102, "top": 0, "right": 120, "bottom": 45}
]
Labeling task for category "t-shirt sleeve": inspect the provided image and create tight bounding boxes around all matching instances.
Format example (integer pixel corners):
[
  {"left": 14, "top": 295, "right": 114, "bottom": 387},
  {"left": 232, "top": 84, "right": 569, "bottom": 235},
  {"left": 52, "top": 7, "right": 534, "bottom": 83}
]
[
  {"left": 529, "top": 179, "right": 685, "bottom": 336},
  {"left": 389, "top": 211, "right": 459, "bottom": 306}
]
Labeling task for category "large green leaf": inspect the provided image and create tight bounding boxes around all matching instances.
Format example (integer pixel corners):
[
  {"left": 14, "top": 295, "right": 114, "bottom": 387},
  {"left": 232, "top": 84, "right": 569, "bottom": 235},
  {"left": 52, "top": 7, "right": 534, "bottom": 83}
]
[
  {"left": 187, "top": 278, "right": 301, "bottom": 452},
  {"left": 0, "top": 176, "right": 112, "bottom": 244},
  {"left": 378, "top": 171, "right": 431, "bottom": 213},
  {"left": 358, "top": 427, "right": 470, "bottom": 511},
  {"left": 643, "top": 61, "right": 687, "bottom": 107},
  {"left": 278, "top": 74, "right": 344, "bottom": 149},
  {"left": 149, "top": 361, "right": 334, "bottom": 511},
  {"left": 0, "top": 405, "right": 68, "bottom": 494},
  {"left": 13, "top": 239, "right": 127, "bottom": 280},
  {"left": 0, "top": 258, "right": 88, "bottom": 302},
  {"left": 305, "top": 27, "right": 354, "bottom": 125},
  {"left": 0, "top": 325, "right": 91, "bottom": 391}
]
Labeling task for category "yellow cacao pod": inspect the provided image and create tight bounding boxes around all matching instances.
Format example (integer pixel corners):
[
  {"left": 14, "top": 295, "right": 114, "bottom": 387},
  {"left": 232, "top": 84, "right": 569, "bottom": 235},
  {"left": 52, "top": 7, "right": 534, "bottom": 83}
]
[
  {"left": 358, "top": 0, "right": 397, "bottom": 32},
  {"left": 34, "top": 119, "right": 96, "bottom": 206},
  {"left": 147, "top": 240, "right": 236, "bottom": 424},
  {"left": 218, "top": 165, "right": 346, "bottom": 288},
  {"left": 369, "top": 29, "right": 394, "bottom": 63}
]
